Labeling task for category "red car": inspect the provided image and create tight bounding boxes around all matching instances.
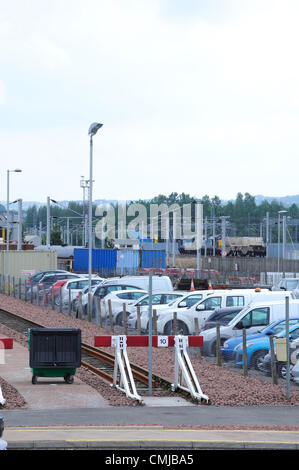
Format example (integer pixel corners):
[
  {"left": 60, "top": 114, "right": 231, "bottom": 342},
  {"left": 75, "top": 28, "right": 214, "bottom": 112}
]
[{"left": 49, "top": 280, "right": 68, "bottom": 298}]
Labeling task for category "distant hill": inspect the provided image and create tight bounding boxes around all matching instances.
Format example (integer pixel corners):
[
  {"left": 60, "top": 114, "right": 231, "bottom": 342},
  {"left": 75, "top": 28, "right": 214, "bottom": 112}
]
[
  {"left": 253, "top": 195, "right": 299, "bottom": 207},
  {"left": 1, "top": 195, "right": 299, "bottom": 211}
]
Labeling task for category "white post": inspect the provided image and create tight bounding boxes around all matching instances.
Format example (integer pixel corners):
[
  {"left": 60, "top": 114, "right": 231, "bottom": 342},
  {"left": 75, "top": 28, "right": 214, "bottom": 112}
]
[
  {"left": 17, "top": 198, "right": 22, "bottom": 250},
  {"left": 46, "top": 196, "right": 51, "bottom": 248},
  {"left": 172, "top": 212, "right": 176, "bottom": 268},
  {"left": 6, "top": 171, "right": 10, "bottom": 280},
  {"left": 196, "top": 202, "right": 202, "bottom": 276}
]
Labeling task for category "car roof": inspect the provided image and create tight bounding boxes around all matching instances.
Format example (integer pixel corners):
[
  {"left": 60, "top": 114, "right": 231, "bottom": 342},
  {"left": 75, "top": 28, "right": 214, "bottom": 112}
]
[
  {"left": 42, "top": 273, "right": 79, "bottom": 280},
  {"left": 100, "top": 283, "right": 143, "bottom": 289},
  {"left": 106, "top": 289, "right": 148, "bottom": 295}
]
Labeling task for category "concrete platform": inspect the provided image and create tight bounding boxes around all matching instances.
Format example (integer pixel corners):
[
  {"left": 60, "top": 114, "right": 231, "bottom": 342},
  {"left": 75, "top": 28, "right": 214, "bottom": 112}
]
[
  {"left": 1, "top": 341, "right": 109, "bottom": 409},
  {"left": 2, "top": 425, "right": 299, "bottom": 450}
]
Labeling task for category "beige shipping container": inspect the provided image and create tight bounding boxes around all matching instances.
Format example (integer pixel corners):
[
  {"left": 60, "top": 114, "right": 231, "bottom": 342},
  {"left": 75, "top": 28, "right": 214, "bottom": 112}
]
[{"left": 0, "top": 250, "right": 57, "bottom": 279}]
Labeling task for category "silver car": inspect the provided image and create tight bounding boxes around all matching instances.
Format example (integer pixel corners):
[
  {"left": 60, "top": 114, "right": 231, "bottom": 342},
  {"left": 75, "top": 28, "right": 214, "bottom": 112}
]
[{"left": 291, "top": 360, "right": 299, "bottom": 384}]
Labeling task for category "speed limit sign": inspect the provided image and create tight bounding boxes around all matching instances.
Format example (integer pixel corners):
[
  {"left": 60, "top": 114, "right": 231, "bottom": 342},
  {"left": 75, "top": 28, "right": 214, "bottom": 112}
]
[{"left": 157, "top": 336, "right": 169, "bottom": 347}]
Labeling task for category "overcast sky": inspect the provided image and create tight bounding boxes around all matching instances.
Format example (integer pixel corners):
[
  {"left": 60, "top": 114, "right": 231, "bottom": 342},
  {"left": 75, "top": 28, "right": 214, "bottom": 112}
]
[{"left": 0, "top": 0, "right": 299, "bottom": 205}]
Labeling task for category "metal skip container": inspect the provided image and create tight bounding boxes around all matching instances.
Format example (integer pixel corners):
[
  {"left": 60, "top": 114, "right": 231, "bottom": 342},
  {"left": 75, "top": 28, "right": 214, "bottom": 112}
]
[
  {"left": 73, "top": 248, "right": 117, "bottom": 275},
  {"left": 116, "top": 249, "right": 139, "bottom": 274},
  {"left": 140, "top": 250, "right": 166, "bottom": 269},
  {"left": 28, "top": 328, "right": 81, "bottom": 384}
]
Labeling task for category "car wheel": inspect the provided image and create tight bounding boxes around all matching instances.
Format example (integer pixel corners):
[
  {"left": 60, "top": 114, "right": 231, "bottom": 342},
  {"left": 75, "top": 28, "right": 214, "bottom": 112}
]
[
  {"left": 115, "top": 313, "right": 123, "bottom": 326},
  {"left": 210, "top": 338, "right": 226, "bottom": 356},
  {"left": 164, "top": 320, "right": 189, "bottom": 336},
  {"left": 177, "top": 320, "right": 189, "bottom": 336},
  {"left": 277, "top": 362, "right": 294, "bottom": 379},
  {"left": 251, "top": 350, "right": 268, "bottom": 371}
]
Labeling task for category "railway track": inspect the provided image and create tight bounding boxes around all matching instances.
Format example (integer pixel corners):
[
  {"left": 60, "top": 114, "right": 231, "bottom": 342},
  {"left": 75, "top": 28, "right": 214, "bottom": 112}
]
[{"left": 0, "top": 308, "right": 172, "bottom": 396}]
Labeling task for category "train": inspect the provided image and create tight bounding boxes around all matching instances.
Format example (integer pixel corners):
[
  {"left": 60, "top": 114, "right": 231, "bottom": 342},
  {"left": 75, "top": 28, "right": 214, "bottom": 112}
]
[{"left": 178, "top": 236, "right": 266, "bottom": 257}]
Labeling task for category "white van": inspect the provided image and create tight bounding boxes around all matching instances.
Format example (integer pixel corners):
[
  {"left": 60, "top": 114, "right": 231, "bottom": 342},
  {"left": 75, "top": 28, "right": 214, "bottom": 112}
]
[
  {"left": 155, "top": 289, "right": 292, "bottom": 336},
  {"left": 100, "top": 275, "right": 173, "bottom": 293},
  {"left": 201, "top": 298, "right": 299, "bottom": 356}
]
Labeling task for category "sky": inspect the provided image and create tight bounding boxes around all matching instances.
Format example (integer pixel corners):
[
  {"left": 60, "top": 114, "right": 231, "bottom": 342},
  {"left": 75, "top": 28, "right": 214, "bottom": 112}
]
[{"left": 0, "top": 0, "right": 299, "bottom": 205}]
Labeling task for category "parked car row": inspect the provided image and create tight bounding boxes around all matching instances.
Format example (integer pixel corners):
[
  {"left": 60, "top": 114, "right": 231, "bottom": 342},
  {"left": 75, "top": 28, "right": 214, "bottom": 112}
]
[{"left": 25, "top": 271, "right": 299, "bottom": 385}]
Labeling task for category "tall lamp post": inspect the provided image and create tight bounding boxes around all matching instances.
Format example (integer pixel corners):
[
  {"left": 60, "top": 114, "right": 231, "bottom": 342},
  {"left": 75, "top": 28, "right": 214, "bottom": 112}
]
[
  {"left": 6, "top": 169, "right": 22, "bottom": 280},
  {"left": 87, "top": 122, "right": 103, "bottom": 318}
]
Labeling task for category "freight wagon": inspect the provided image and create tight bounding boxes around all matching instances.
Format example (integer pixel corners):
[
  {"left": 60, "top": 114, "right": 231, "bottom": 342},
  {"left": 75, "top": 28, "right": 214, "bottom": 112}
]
[{"left": 178, "top": 237, "right": 266, "bottom": 257}]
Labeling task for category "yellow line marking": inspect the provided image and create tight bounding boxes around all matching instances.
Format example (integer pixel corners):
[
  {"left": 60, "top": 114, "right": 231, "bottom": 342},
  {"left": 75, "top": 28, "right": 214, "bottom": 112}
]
[
  {"left": 66, "top": 439, "right": 299, "bottom": 445},
  {"left": 6, "top": 427, "right": 299, "bottom": 435}
]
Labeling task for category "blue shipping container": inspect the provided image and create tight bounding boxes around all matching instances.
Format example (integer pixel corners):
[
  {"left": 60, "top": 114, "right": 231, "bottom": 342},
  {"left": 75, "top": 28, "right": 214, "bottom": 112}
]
[
  {"left": 73, "top": 248, "right": 117, "bottom": 274},
  {"left": 141, "top": 250, "right": 166, "bottom": 268},
  {"left": 116, "top": 250, "right": 140, "bottom": 271}
]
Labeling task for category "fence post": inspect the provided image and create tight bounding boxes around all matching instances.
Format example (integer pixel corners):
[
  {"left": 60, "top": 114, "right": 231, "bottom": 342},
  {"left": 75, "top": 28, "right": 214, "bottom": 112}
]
[
  {"left": 8, "top": 276, "right": 10, "bottom": 296},
  {"left": 51, "top": 289, "right": 55, "bottom": 310},
  {"left": 24, "top": 279, "right": 27, "bottom": 302},
  {"left": 173, "top": 312, "right": 177, "bottom": 335},
  {"left": 59, "top": 287, "right": 62, "bottom": 313},
  {"left": 18, "top": 278, "right": 21, "bottom": 300},
  {"left": 37, "top": 284, "right": 40, "bottom": 306},
  {"left": 269, "top": 335, "right": 278, "bottom": 385},
  {"left": 242, "top": 328, "right": 248, "bottom": 377},
  {"left": 68, "top": 289, "right": 72, "bottom": 316},
  {"left": 123, "top": 303, "right": 127, "bottom": 335},
  {"left": 137, "top": 305, "right": 141, "bottom": 335},
  {"left": 97, "top": 298, "right": 102, "bottom": 328},
  {"left": 108, "top": 299, "right": 114, "bottom": 333},
  {"left": 43, "top": 285, "right": 46, "bottom": 306},
  {"left": 30, "top": 282, "right": 33, "bottom": 304},
  {"left": 194, "top": 318, "right": 202, "bottom": 359},
  {"left": 78, "top": 291, "right": 83, "bottom": 319},
  {"left": 216, "top": 322, "right": 222, "bottom": 366},
  {"left": 153, "top": 309, "right": 157, "bottom": 335}
]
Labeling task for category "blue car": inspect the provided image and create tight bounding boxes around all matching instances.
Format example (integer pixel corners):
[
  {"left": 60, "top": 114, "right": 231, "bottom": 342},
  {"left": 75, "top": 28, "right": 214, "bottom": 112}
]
[
  {"left": 221, "top": 318, "right": 299, "bottom": 363},
  {"left": 233, "top": 322, "right": 299, "bottom": 371}
]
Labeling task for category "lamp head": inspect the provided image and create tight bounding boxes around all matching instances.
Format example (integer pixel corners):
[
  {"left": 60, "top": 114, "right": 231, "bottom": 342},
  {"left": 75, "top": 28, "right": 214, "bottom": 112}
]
[{"left": 88, "top": 122, "right": 103, "bottom": 136}]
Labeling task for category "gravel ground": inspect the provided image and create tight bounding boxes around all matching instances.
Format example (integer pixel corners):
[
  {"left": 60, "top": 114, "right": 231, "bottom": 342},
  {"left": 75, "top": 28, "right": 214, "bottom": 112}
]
[{"left": 0, "top": 294, "right": 299, "bottom": 413}]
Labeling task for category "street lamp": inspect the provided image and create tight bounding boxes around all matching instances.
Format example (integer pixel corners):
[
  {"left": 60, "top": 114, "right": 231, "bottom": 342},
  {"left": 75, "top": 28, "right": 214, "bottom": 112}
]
[
  {"left": 277, "top": 210, "right": 287, "bottom": 273},
  {"left": 87, "top": 122, "right": 103, "bottom": 318},
  {"left": 6, "top": 169, "right": 22, "bottom": 279}
]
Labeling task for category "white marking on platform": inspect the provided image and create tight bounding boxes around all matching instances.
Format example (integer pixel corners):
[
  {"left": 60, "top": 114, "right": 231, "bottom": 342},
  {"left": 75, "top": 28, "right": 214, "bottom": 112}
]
[{"left": 142, "top": 397, "right": 196, "bottom": 407}]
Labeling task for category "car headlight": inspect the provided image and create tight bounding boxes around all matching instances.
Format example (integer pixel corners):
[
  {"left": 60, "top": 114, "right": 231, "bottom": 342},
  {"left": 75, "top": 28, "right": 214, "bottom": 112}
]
[{"left": 223, "top": 343, "right": 229, "bottom": 348}]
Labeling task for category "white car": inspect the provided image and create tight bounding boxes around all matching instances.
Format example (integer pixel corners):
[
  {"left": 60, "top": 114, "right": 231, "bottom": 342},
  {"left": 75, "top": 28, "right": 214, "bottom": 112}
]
[
  {"left": 101, "top": 289, "right": 148, "bottom": 325},
  {"left": 149, "top": 290, "right": 216, "bottom": 333},
  {"left": 126, "top": 292, "right": 187, "bottom": 330},
  {"left": 58, "top": 277, "right": 104, "bottom": 306},
  {"left": 73, "top": 284, "right": 99, "bottom": 314}
]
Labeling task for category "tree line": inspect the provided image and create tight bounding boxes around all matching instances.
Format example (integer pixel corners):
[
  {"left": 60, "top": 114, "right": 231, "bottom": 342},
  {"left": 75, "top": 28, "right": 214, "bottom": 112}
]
[{"left": 22, "top": 192, "right": 299, "bottom": 245}]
